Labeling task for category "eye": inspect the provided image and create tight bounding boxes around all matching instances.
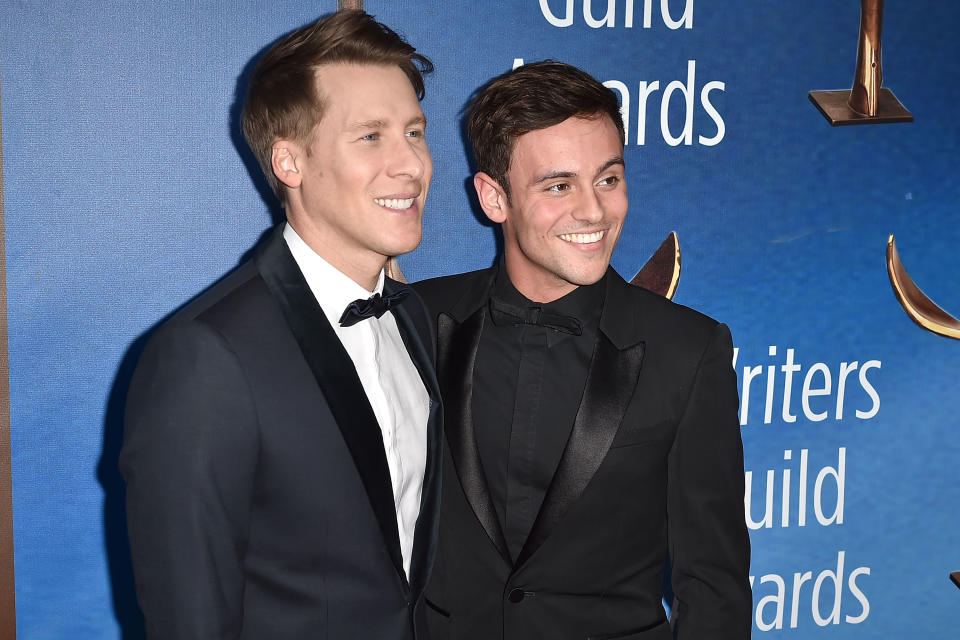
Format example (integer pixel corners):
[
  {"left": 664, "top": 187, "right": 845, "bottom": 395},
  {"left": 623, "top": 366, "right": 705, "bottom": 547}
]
[
  {"left": 361, "top": 132, "right": 379, "bottom": 141},
  {"left": 547, "top": 182, "right": 571, "bottom": 193},
  {"left": 597, "top": 175, "right": 621, "bottom": 187},
  {"left": 406, "top": 128, "right": 425, "bottom": 139}
]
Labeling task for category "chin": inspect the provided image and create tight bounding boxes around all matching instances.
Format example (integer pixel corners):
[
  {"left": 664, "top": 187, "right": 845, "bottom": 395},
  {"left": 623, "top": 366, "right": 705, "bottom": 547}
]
[
  {"left": 570, "top": 274, "right": 606, "bottom": 287},
  {"left": 384, "top": 237, "right": 423, "bottom": 258},
  {"left": 559, "top": 262, "right": 609, "bottom": 287}
]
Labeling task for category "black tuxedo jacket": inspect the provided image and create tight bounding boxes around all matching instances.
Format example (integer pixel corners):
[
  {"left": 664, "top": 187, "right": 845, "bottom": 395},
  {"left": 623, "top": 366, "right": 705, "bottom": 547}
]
[
  {"left": 413, "top": 267, "right": 751, "bottom": 640},
  {"left": 120, "top": 226, "right": 443, "bottom": 639}
]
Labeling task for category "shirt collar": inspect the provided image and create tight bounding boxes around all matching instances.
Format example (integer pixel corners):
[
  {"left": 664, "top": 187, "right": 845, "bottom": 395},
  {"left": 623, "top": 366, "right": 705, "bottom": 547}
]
[
  {"left": 493, "top": 261, "right": 603, "bottom": 316},
  {"left": 491, "top": 260, "right": 605, "bottom": 345},
  {"left": 283, "top": 223, "right": 385, "bottom": 329}
]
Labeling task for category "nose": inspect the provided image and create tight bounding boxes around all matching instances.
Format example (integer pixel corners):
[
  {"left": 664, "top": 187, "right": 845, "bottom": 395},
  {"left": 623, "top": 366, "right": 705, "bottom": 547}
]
[
  {"left": 387, "top": 135, "right": 429, "bottom": 181},
  {"left": 572, "top": 188, "right": 604, "bottom": 224}
]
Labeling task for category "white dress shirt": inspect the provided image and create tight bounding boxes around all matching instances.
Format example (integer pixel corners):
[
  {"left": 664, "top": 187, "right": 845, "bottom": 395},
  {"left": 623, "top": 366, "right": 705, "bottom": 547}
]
[{"left": 284, "top": 224, "right": 428, "bottom": 578}]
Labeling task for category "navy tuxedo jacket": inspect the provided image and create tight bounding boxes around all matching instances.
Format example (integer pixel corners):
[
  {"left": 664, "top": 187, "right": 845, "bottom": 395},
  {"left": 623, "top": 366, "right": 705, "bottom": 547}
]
[
  {"left": 120, "top": 226, "right": 443, "bottom": 639},
  {"left": 413, "top": 267, "right": 751, "bottom": 640}
]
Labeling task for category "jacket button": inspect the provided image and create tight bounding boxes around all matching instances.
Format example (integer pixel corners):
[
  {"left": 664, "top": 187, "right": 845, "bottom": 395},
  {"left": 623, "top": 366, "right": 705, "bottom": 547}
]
[{"left": 508, "top": 588, "right": 525, "bottom": 603}]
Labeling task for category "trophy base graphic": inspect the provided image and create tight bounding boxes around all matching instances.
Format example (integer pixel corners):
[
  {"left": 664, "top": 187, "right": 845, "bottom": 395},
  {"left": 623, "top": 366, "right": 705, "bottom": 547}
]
[{"left": 809, "top": 88, "right": 913, "bottom": 126}]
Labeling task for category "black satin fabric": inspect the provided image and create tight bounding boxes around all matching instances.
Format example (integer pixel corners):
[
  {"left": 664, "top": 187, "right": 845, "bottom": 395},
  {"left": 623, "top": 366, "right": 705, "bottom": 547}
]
[
  {"left": 473, "top": 269, "right": 603, "bottom": 561},
  {"left": 415, "top": 264, "right": 750, "bottom": 640},
  {"left": 256, "top": 228, "right": 442, "bottom": 594}
]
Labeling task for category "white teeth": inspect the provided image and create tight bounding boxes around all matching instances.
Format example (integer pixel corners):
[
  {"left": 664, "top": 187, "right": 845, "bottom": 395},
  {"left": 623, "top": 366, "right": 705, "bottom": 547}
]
[
  {"left": 559, "top": 230, "right": 605, "bottom": 244},
  {"left": 374, "top": 197, "right": 415, "bottom": 210}
]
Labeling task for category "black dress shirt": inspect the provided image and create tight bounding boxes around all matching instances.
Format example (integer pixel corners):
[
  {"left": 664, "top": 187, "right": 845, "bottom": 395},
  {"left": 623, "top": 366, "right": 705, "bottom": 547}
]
[{"left": 472, "top": 266, "right": 605, "bottom": 560}]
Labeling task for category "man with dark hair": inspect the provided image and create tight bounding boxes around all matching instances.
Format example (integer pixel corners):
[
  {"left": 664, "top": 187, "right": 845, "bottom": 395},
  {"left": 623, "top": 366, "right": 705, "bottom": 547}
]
[
  {"left": 120, "top": 12, "right": 441, "bottom": 639},
  {"left": 415, "top": 61, "right": 751, "bottom": 639}
]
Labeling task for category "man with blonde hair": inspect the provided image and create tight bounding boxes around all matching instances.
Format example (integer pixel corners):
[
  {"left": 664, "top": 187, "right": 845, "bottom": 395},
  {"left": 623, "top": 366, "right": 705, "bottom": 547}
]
[{"left": 121, "top": 12, "right": 441, "bottom": 639}]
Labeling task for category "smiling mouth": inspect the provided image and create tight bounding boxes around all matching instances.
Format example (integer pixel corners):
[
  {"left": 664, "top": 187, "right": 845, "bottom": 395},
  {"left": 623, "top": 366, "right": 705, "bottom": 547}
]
[
  {"left": 374, "top": 197, "right": 416, "bottom": 210},
  {"left": 559, "top": 230, "right": 605, "bottom": 244}
]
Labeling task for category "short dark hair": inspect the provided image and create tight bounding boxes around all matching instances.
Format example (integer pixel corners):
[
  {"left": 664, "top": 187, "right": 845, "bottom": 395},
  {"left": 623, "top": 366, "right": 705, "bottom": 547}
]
[
  {"left": 242, "top": 11, "right": 433, "bottom": 203},
  {"left": 467, "top": 61, "right": 624, "bottom": 199}
]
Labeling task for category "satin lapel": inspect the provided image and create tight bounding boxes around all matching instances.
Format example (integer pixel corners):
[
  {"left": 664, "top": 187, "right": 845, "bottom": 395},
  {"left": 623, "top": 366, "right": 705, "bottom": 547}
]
[
  {"left": 437, "top": 309, "right": 511, "bottom": 564},
  {"left": 515, "top": 328, "right": 645, "bottom": 569},
  {"left": 387, "top": 280, "right": 443, "bottom": 596},
  {"left": 254, "top": 229, "right": 406, "bottom": 584}
]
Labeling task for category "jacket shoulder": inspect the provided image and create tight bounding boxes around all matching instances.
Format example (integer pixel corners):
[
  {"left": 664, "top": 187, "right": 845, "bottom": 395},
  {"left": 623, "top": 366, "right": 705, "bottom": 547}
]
[
  {"left": 638, "top": 286, "right": 718, "bottom": 333},
  {"left": 608, "top": 270, "right": 726, "bottom": 356},
  {"left": 412, "top": 268, "right": 491, "bottom": 317},
  {"left": 170, "top": 260, "right": 263, "bottom": 322},
  {"left": 143, "top": 258, "right": 281, "bottom": 362}
]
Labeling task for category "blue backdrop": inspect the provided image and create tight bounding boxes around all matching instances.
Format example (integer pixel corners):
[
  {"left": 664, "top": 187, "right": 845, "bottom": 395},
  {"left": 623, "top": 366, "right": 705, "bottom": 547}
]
[{"left": 2, "top": 1, "right": 958, "bottom": 637}]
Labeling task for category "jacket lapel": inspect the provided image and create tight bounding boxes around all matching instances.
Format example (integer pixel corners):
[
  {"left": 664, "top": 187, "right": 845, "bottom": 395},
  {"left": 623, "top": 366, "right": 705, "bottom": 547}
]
[
  {"left": 436, "top": 271, "right": 512, "bottom": 564},
  {"left": 387, "top": 279, "right": 444, "bottom": 596},
  {"left": 254, "top": 227, "right": 406, "bottom": 584},
  {"left": 515, "top": 270, "right": 645, "bottom": 568}
]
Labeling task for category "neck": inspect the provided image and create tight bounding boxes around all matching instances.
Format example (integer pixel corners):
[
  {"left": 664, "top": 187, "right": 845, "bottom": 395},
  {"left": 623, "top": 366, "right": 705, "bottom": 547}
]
[
  {"left": 503, "top": 256, "right": 577, "bottom": 305},
  {"left": 286, "top": 216, "right": 384, "bottom": 292}
]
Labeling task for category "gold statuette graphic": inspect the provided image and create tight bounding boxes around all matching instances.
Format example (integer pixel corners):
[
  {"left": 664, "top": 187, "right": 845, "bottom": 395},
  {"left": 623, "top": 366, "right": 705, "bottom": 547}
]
[
  {"left": 630, "top": 232, "right": 681, "bottom": 300},
  {"left": 887, "top": 235, "right": 960, "bottom": 339},
  {"left": 809, "top": 0, "right": 913, "bottom": 126}
]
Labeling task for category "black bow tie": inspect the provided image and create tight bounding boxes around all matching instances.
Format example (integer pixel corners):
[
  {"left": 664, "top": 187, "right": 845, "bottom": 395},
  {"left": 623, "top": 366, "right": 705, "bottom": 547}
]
[
  {"left": 488, "top": 296, "right": 582, "bottom": 336},
  {"left": 339, "top": 287, "right": 410, "bottom": 327}
]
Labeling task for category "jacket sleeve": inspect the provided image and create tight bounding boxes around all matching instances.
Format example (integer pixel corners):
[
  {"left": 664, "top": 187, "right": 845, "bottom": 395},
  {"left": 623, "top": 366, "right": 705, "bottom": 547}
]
[
  {"left": 667, "top": 322, "right": 752, "bottom": 639},
  {"left": 119, "top": 319, "right": 259, "bottom": 639}
]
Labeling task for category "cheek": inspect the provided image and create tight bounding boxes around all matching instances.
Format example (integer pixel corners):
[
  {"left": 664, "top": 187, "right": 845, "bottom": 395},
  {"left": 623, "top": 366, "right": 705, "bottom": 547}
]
[
  {"left": 609, "top": 194, "right": 629, "bottom": 223},
  {"left": 421, "top": 147, "right": 434, "bottom": 176},
  {"left": 525, "top": 203, "right": 564, "bottom": 238},
  {"left": 319, "top": 166, "right": 354, "bottom": 194},
  {"left": 333, "top": 155, "right": 378, "bottom": 190}
]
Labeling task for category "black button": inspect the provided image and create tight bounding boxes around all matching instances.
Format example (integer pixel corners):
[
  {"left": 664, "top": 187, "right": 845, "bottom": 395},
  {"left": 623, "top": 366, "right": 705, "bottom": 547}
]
[{"left": 508, "top": 588, "right": 525, "bottom": 603}]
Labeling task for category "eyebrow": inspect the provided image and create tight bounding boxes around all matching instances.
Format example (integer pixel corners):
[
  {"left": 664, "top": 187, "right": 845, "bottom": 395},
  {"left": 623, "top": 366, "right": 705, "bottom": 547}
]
[
  {"left": 347, "top": 119, "right": 387, "bottom": 131},
  {"left": 346, "top": 116, "right": 426, "bottom": 131},
  {"left": 529, "top": 156, "right": 625, "bottom": 187},
  {"left": 596, "top": 156, "right": 625, "bottom": 175},
  {"left": 530, "top": 170, "right": 577, "bottom": 186}
]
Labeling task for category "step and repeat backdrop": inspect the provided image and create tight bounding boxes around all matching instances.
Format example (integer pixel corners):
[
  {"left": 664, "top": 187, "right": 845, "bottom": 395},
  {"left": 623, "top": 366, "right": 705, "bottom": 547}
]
[{"left": 2, "top": 1, "right": 958, "bottom": 637}]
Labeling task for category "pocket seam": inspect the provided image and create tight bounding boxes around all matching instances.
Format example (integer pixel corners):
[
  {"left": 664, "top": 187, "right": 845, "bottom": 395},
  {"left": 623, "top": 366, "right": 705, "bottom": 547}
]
[{"left": 424, "top": 597, "right": 450, "bottom": 618}]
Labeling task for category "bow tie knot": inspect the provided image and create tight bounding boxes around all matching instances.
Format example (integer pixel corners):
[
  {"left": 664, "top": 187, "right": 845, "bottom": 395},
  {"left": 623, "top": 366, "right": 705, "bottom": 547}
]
[
  {"left": 488, "top": 296, "right": 582, "bottom": 336},
  {"left": 339, "top": 287, "right": 410, "bottom": 327}
]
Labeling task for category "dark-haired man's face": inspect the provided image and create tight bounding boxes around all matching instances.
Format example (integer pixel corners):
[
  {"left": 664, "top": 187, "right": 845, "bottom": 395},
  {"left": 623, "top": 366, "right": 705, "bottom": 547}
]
[
  {"left": 273, "top": 63, "right": 432, "bottom": 287},
  {"left": 475, "top": 115, "right": 626, "bottom": 303}
]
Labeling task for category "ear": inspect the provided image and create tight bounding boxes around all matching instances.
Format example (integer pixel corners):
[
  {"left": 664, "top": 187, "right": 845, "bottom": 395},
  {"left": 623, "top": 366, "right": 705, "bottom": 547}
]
[
  {"left": 271, "top": 142, "right": 303, "bottom": 189},
  {"left": 473, "top": 172, "right": 508, "bottom": 224}
]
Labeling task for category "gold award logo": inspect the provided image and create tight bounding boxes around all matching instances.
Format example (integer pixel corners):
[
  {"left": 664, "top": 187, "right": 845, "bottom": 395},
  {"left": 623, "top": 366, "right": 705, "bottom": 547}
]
[
  {"left": 887, "top": 236, "right": 960, "bottom": 340},
  {"left": 809, "top": 0, "right": 912, "bottom": 126}
]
